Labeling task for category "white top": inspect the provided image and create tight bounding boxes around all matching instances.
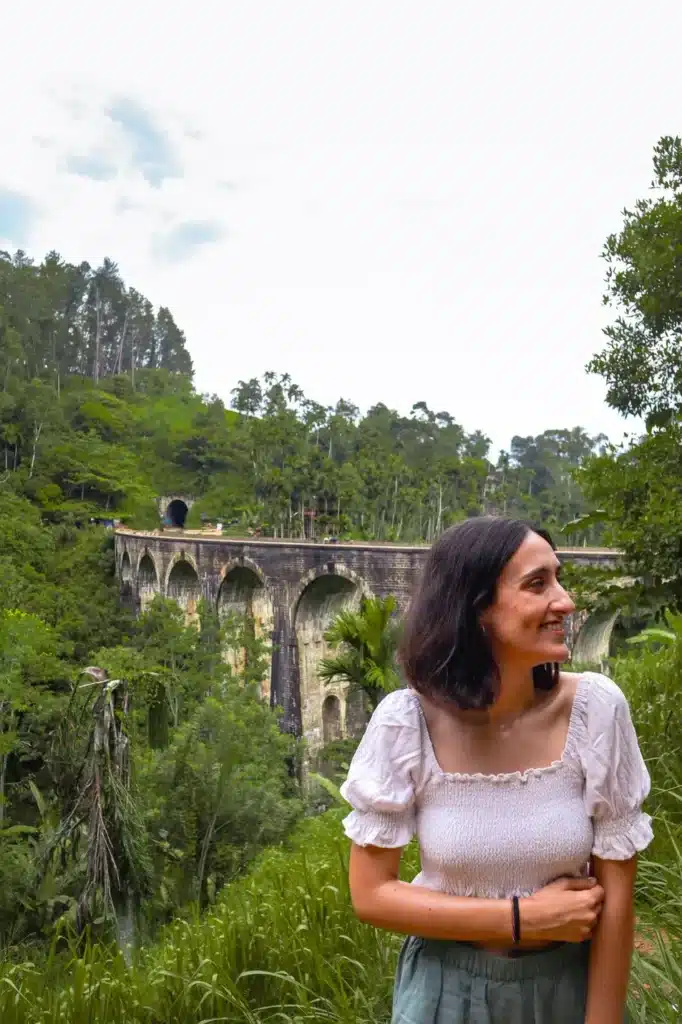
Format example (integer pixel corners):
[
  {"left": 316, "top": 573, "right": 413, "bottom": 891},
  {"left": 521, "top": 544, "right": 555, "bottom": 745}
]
[{"left": 340, "top": 673, "right": 653, "bottom": 898}]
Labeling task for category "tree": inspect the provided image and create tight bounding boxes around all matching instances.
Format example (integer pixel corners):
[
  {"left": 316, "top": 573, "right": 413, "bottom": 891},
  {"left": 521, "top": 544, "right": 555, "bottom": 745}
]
[
  {"left": 231, "top": 378, "right": 263, "bottom": 417},
  {"left": 578, "top": 425, "right": 682, "bottom": 596},
  {"left": 154, "top": 307, "right": 193, "bottom": 377},
  {"left": 581, "top": 136, "right": 682, "bottom": 595},
  {"left": 45, "top": 667, "right": 150, "bottom": 943},
  {"left": 0, "top": 250, "right": 193, "bottom": 397},
  {"left": 481, "top": 428, "right": 606, "bottom": 532},
  {"left": 588, "top": 136, "right": 682, "bottom": 426},
  {"left": 140, "top": 688, "right": 301, "bottom": 910},
  {"left": 319, "top": 596, "right": 401, "bottom": 713},
  {"left": 0, "top": 610, "right": 63, "bottom": 828}
]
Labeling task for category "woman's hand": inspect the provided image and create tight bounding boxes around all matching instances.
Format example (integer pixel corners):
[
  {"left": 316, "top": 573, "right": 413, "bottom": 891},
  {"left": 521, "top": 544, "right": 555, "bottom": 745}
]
[{"left": 520, "top": 877, "right": 604, "bottom": 943}]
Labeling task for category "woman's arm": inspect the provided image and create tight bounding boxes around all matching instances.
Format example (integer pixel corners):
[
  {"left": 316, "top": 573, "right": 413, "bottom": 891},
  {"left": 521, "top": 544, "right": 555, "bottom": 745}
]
[
  {"left": 349, "top": 843, "right": 514, "bottom": 942},
  {"left": 585, "top": 855, "right": 638, "bottom": 1024},
  {"left": 349, "top": 843, "right": 603, "bottom": 944}
]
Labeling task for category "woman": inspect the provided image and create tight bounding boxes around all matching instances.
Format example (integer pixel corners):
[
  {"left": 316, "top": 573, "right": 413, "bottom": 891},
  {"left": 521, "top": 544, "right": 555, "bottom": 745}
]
[{"left": 340, "top": 517, "right": 652, "bottom": 1023}]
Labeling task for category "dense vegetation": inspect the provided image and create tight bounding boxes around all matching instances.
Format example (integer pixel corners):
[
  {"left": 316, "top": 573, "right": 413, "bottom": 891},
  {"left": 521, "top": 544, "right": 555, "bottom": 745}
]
[
  {"left": 0, "top": 500, "right": 302, "bottom": 951},
  {"left": 579, "top": 135, "right": 682, "bottom": 605},
  {"left": 0, "top": 250, "right": 605, "bottom": 541},
  {"left": 2, "top": 136, "right": 682, "bottom": 1020}
]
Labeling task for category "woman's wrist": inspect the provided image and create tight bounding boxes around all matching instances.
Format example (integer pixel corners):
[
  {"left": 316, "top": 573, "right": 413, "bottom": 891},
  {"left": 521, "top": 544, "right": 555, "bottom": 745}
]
[{"left": 517, "top": 896, "right": 543, "bottom": 941}]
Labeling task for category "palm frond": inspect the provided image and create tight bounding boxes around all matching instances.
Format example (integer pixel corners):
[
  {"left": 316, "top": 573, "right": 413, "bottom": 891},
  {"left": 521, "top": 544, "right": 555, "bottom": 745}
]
[
  {"left": 318, "top": 651, "right": 365, "bottom": 686},
  {"left": 318, "top": 596, "right": 401, "bottom": 711}
]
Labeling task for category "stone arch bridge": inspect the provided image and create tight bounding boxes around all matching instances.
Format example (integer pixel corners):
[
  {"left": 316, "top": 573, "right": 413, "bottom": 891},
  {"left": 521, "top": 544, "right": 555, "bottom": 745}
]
[{"left": 114, "top": 530, "right": 620, "bottom": 751}]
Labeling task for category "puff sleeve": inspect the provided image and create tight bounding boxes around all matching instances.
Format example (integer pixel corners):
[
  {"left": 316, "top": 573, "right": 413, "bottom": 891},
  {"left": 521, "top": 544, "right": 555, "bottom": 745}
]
[
  {"left": 340, "top": 688, "right": 423, "bottom": 848},
  {"left": 582, "top": 673, "right": 653, "bottom": 860}
]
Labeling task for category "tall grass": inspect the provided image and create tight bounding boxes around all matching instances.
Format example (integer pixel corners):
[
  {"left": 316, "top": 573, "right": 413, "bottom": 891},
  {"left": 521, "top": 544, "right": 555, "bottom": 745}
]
[
  {"left": 2, "top": 646, "right": 681, "bottom": 1022},
  {"left": 0, "top": 806, "right": 679, "bottom": 1023},
  {"left": 630, "top": 843, "right": 682, "bottom": 1022},
  {"left": 0, "top": 811, "right": 407, "bottom": 1023}
]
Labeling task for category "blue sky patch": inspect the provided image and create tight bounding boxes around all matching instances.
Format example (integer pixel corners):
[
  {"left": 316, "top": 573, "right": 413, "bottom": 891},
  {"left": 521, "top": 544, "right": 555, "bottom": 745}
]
[
  {"left": 0, "top": 189, "right": 34, "bottom": 244},
  {"left": 156, "top": 220, "right": 224, "bottom": 262},
  {"left": 106, "top": 97, "right": 180, "bottom": 187},
  {"left": 66, "top": 153, "right": 118, "bottom": 182}
]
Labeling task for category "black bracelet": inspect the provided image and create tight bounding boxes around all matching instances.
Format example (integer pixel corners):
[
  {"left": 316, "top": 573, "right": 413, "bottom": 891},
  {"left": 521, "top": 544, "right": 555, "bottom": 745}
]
[{"left": 512, "top": 896, "right": 521, "bottom": 945}]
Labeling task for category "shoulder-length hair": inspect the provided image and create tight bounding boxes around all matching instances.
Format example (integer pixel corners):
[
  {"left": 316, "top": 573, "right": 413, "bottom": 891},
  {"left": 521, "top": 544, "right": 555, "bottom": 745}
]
[{"left": 399, "top": 516, "right": 560, "bottom": 710}]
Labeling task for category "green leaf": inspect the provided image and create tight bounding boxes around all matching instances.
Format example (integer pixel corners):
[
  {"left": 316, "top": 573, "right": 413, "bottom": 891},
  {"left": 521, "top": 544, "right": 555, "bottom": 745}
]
[
  {"left": 627, "top": 628, "right": 676, "bottom": 646},
  {"left": 0, "top": 825, "right": 39, "bottom": 837},
  {"left": 563, "top": 510, "right": 609, "bottom": 535},
  {"left": 308, "top": 772, "right": 345, "bottom": 807}
]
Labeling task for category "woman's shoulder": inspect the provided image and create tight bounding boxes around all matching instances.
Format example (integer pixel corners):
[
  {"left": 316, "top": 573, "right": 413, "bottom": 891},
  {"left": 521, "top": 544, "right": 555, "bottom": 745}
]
[
  {"left": 369, "top": 686, "right": 422, "bottom": 728},
  {"left": 560, "top": 668, "right": 627, "bottom": 702},
  {"left": 347, "top": 687, "right": 425, "bottom": 785},
  {"left": 575, "top": 670, "right": 629, "bottom": 711},
  {"left": 563, "top": 670, "right": 633, "bottom": 752}
]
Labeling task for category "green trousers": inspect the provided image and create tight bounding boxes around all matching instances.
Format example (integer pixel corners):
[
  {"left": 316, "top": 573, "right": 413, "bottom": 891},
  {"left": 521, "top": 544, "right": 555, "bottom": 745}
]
[{"left": 392, "top": 936, "right": 628, "bottom": 1023}]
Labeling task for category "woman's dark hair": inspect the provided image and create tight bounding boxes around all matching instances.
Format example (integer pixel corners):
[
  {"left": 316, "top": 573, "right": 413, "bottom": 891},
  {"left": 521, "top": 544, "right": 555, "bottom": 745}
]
[{"left": 399, "top": 516, "right": 560, "bottom": 710}]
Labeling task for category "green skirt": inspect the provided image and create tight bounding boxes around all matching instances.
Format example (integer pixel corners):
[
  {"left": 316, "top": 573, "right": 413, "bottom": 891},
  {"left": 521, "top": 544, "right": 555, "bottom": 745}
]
[{"left": 392, "top": 936, "right": 626, "bottom": 1023}]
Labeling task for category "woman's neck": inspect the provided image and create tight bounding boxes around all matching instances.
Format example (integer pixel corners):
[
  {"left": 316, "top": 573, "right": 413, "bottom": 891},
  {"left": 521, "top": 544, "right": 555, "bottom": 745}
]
[
  {"left": 489, "top": 663, "right": 537, "bottom": 720},
  {"left": 455, "top": 663, "right": 538, "bottom": 729}
]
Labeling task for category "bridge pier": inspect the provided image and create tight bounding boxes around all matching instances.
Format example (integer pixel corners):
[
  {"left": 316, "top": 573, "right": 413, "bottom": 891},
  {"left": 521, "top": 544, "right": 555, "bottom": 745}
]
[{"left": 270, "top": 591, "right": 301, "bottom": 734}]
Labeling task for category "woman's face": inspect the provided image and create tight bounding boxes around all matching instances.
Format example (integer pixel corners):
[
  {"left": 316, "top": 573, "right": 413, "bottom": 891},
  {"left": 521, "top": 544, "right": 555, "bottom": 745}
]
[{"left": 480, "top": 531, "right": 576, "bottom": 667}]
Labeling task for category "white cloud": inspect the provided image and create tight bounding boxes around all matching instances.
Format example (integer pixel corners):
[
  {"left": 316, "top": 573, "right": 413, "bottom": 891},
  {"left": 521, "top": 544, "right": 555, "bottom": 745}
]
[{"left": 1, "top": 1, "right": 680, "bottom": 451}]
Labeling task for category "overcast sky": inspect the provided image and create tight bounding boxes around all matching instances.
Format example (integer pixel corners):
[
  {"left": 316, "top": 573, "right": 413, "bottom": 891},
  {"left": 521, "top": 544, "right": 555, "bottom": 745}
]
[{"left": 1, "top": 2, "right": 679, "bottom": 453}]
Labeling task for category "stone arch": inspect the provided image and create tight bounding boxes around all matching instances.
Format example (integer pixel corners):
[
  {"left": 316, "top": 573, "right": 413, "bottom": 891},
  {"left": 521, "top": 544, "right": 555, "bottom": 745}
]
[
  {"left": 218, "top": 562, "right": 274, "bottom": 701},
  {"left": 120, "top": 551, "right": 133, "bottom": 605},
  {"left": 294, "top": 569, "right": 365, "bottom": 752},
  {"left": 572, "top": 608, "right": 620, "bottom": 668},
  {"left": 137, "top": 551, "right": 159, "bottom": 612},
  {"left": 292, "top": 563, "right": 369, "bottom": 610},
  {"left": 166, "top": 498, "right": 189, "bottom": 528},
  {"left": 322, "top": 694, "right": 342, "bottom": 744},
  {"left": 120, "top": 551, "right": 132, "bottom": 586},
  {"left": 165, "top": 551, "right": 199, "bottom": 588},
  {"left": 220, "top": 556, "right": 268, "bottom": 589},
  {"left": 166, "top": 555, "right": 201, "bottom": 624}
]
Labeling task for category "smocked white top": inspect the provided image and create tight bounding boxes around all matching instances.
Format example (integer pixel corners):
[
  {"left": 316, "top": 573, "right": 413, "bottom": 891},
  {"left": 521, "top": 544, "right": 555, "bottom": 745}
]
[{"left": 340, "top": 673, "right": 653, "bottom": 899}]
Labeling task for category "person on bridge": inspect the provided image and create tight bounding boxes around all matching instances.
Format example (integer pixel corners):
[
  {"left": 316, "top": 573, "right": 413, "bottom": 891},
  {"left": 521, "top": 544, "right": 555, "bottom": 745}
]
[{"left": 340, "top": 516, "right": 651, "bottom": 1024}]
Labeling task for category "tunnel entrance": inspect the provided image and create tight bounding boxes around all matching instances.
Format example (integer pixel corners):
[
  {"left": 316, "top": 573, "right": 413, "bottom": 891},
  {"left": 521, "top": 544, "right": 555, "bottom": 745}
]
[
  {"left": 218, "top": 567, "right": 273, "bottom": 701},
  {"left": 295, "top": 573, "right": 361, "bottom": 751},
  {"left": 166, "top": 499, "right": 189, "bottom": 528}
]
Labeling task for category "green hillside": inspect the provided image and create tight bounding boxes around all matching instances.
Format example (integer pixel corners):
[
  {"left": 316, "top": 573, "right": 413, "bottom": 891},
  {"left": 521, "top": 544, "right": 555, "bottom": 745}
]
[{"left": 0, "top": 249, "right": 606, "bottom": 541}]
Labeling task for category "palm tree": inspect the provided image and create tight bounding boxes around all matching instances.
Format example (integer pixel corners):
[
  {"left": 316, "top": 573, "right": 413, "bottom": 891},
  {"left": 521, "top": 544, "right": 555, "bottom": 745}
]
[
  {"left": 47, "top": 667, "right": 150, "bottom": 955},
  {"left": 319, "top": 595, "right": 401, "bottom": 714}
]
